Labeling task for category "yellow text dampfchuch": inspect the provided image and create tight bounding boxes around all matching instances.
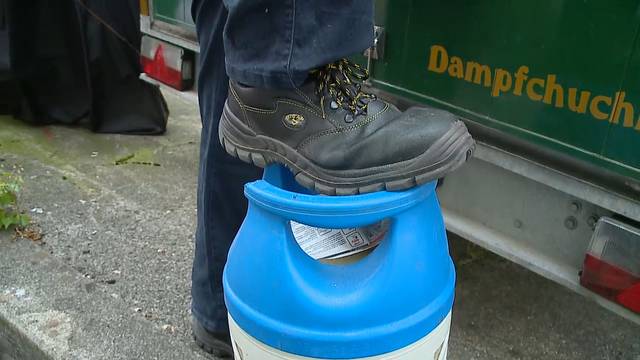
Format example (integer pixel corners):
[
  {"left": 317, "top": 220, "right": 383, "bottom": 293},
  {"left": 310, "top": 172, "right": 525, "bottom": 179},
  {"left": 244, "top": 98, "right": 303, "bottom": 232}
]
[{"left": 427, "top": 45, "right": 640, "bottom": 131}]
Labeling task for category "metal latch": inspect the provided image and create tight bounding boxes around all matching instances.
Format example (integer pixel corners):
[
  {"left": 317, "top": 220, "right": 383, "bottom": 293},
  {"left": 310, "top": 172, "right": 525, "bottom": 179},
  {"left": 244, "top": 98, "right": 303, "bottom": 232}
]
[{"left": 363, "top": 26, "right": 385, "bottom": 60}]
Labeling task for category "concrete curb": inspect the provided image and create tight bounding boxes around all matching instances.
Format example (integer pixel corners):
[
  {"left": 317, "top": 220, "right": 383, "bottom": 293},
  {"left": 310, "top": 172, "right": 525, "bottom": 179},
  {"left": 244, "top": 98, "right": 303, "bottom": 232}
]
[
  {"left": 0, "top": 236, "right": 210, "bottom": 360},
  {"left": 0, "top": 314, "right": 50, "bottom": 360}
]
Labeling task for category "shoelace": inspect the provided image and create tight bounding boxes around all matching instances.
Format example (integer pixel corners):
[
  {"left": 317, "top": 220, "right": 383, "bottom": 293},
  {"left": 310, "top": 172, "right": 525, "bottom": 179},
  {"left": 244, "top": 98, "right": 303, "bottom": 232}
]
[{"left": 312, "top": 59, "right": 377, "bottom": 116}]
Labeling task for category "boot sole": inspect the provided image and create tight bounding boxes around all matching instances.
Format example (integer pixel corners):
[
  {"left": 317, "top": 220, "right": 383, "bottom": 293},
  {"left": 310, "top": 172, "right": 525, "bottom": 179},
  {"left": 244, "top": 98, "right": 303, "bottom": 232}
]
[
  {"left": 192, "top": 333, "right": 229, "bottom": 357},
  {"left": 219, "top": 103, "right": 475, "bottom": 195},
  {"left": 191, "top": 318, "right": 234, "bottom": 358}
]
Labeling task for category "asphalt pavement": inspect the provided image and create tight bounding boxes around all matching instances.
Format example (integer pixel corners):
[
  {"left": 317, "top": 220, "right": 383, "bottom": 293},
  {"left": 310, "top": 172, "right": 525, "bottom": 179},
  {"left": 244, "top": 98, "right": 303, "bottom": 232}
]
[{"left": 0, "top": 89, "right": 638, "bottom": 359}]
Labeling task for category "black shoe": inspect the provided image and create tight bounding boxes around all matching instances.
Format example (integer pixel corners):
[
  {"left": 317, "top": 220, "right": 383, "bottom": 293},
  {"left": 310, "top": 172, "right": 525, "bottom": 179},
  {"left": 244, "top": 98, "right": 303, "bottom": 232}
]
[
  {"left": 191, "top": 317, "right": 234, "bottom": 359},
  {"left": 219, "top": 59, "right": 475, "bottom": 195}
]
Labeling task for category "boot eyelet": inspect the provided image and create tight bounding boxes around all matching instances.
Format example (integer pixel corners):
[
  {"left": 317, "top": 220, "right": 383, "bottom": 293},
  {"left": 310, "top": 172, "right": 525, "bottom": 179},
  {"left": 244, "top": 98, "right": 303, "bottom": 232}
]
[{"left": 344, "top": 114, "right": 354, "bottom": 123}]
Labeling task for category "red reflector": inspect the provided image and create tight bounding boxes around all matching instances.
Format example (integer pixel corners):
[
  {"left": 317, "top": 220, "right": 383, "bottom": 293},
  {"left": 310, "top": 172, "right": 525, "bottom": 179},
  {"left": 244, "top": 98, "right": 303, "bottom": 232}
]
[
  {"left": 140, "top": 35, "right": 193, "bottom": 91},
  {"left": 617, "top": 283, "right": 640, "bottom": 313},
  {"left": 580, "top": 217, "right": 640, "bottom": 314},
  {"left": 142, "top": 44, "right": 184, "bottom": 90},
  {"left": 581, "top": 254, "right": 640, "bottom": 313}
]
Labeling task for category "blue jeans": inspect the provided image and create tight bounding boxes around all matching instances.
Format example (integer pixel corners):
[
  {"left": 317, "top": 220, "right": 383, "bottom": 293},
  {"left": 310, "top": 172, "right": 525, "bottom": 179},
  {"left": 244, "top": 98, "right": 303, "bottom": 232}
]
[{"left": 190, "top": 0, "right": 373, "bottom": 334}]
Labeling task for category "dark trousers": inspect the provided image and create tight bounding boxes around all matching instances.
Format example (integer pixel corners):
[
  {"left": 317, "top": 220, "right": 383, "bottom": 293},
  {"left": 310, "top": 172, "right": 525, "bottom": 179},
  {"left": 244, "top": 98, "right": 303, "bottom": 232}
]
[{"left": 190, "top": 0, "right": 373, "bottom": 334}]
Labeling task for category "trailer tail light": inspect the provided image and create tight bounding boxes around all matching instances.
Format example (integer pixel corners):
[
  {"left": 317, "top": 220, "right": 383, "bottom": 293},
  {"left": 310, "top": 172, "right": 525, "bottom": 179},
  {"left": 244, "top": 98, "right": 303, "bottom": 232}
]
[
  {"left": 580, "top": 217, "right": 640, "bottom": 313},
  {"left": 141, "top": 35, "right": 193, "bottom": 90}
]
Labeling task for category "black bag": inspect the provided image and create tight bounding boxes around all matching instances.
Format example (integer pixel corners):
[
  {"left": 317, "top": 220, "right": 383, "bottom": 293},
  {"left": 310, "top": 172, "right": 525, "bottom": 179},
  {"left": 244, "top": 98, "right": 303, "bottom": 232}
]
[
  {"left": 3, "top": 0, "right": 168, "bottom": 135},
  {"left": 0, "top": 0, "right": 10, "bottom": 77}
]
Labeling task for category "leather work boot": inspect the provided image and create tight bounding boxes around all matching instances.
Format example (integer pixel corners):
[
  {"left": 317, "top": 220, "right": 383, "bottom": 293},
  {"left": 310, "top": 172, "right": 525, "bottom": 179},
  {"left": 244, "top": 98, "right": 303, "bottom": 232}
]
[
  {"left": 219, "top": 59, "right": 475, "bottom": 195},
  {"left": 192, "top": 317, "right": 234, "bottom": 359}
]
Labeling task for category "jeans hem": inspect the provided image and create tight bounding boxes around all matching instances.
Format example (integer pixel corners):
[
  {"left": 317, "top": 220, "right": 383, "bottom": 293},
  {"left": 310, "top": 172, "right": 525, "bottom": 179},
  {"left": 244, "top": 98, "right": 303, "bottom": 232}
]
[
  {"left": 191, "top": 305, "right": 229, "bottom": 334},
  {"left": 225, "top": 62, "right": 307, "bottom": 89}
]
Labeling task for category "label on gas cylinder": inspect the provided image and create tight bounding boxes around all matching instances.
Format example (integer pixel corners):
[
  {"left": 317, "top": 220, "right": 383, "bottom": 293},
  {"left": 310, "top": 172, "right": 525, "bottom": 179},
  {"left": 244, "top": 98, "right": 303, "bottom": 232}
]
[
  {"left": 229, "top": 312, "right": 452, "bottom": 360},
  {"left": 290, "top": 220, "right": 389, "bottom": 260}
]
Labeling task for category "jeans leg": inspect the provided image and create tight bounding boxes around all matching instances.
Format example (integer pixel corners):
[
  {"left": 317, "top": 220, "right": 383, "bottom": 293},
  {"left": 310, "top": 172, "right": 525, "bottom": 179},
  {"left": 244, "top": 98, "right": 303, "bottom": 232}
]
[
  {"left": 191, "top": 0, "right": 262, "bottom": 334},
  {"left": 223, "top": 0, "right": 374, "bottom": 89}
]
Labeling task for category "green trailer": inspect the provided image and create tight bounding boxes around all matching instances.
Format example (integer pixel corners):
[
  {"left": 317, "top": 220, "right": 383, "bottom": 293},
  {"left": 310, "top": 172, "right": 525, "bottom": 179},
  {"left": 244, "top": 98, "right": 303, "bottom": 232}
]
[
  {"left": 140, "top": 0, "right": 640, "bottom": 323},
  {"left": 367, "top": 0, "right": 640, "bottom": 190},
  {"left": 140, "top": 0, "right": 197, "bottom": 50}
]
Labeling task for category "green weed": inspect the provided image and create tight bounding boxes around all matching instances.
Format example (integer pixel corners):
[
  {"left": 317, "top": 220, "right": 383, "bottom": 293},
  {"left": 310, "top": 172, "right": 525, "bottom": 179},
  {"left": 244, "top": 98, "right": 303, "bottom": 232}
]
[{"left": 0, "top": 171, "right": 30, "bottom": 230}]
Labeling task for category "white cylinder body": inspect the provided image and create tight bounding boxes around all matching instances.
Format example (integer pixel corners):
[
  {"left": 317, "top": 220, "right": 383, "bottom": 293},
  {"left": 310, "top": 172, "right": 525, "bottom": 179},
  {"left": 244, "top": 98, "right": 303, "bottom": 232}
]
[{"left": 229, "top": 312, "right": 452, "bottom": 360}]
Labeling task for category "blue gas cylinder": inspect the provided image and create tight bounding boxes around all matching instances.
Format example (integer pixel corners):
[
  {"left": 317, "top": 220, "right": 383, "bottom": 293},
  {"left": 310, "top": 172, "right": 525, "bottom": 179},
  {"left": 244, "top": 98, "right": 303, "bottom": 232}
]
[{"left": 224, "top": 166, "right": 455, "bottom": 360}]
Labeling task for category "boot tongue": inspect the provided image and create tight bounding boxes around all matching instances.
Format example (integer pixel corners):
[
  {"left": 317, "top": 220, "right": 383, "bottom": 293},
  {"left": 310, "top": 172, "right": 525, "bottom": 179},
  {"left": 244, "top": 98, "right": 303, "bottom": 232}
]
[
  {"left": 299, "top": 76, "right": 318, "bottom": 96},
  {"left": 294, "top": 76, "right": 323, "bottom": 106}
]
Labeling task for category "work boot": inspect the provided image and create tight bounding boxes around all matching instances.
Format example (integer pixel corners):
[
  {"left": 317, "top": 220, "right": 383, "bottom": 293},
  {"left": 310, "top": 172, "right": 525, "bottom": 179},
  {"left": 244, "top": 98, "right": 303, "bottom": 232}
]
[
  {"left": 192, "top": 317, "right": 234, "bottom": 359},
  {"left": 219, "top": 59, "right": 475, "bottom": 195}
]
